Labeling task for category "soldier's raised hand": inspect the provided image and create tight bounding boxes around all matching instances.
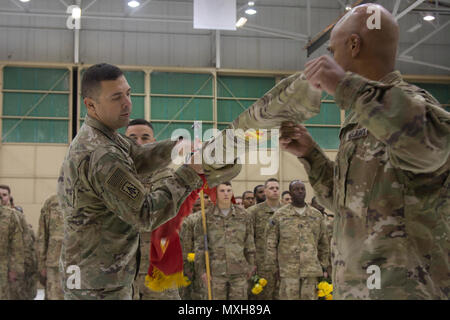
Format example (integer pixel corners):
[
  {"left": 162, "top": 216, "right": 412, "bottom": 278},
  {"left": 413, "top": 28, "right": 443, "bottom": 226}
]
[
  {"left": 304, "top": 55, "right": 346, "bottom": 95},
  {"left": 280, "top": 122, "right": 315, "bottom": 158}
]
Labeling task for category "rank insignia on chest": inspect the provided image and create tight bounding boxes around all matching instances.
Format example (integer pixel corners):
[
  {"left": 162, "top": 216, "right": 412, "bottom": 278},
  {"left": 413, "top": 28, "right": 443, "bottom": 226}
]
[{"left": 347, "top": 128, "right": 368, "bottom": 141}]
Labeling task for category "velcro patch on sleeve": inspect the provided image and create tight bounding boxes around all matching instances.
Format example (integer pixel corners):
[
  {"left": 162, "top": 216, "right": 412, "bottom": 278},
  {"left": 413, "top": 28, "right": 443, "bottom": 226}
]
[{"left": 106, "top": 167, "right": 145, "bottom": 210}]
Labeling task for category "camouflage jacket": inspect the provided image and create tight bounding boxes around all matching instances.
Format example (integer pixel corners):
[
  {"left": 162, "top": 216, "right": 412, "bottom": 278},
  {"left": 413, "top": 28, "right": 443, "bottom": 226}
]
[
  {"left": 57, "top": 115, "right": 203, "bottom": 290},
  {"left": 265, "top": 204, "right": 330, "bottom": 278},
  {"left": 0, "top": 205, "right": 25, "bottom": 299},
  {"left": 194, "top": 205, "right": 255, "bottom": 277},
  {"left": 299, "top": 71, "right": 450, "bottom": 299},
  {"left": 247, "top": 201, "right": 282, "bottom": 271},
  {"left": 37, "top": 194, "right": 64, "bottom": 270},
  {"left": 180, "top": 211, "right": 202, "bottom": 265}
]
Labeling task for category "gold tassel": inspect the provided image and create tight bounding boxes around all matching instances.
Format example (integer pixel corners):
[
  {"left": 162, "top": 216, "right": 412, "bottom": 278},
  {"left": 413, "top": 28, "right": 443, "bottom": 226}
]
[{"left": 144, "top": 267, "right": 191, "bottom": 292}]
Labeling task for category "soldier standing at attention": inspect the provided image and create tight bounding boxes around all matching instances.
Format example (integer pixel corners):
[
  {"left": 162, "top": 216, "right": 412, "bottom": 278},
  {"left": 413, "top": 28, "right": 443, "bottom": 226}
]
[
  {"left": 0, "top": 204, "right": 25, "bottom": 299},
  {"left": 281, "top": 191, "right": 292, "bottom": 205},
  {"left": 242, "top": 191, "right": 255, "bottom": 209},
  {"left": 0, "top": 185, "right": 37, "bottom": 300},
  {"left": 194, "top": 182, "right": 256, "bottom": 300},
  {"left": 57, "top": 63, "right": 204, "bottom": 300},
  {"left": 125, "top": 118, "right": 181, "bottom": 300},
  {"left": 265, "top": 180, "right": 330, "bottom": 300},
  {"left": 280, "top": 4, "right": 449, "bottom": 299},
  {"left": 37, "top": 194, "right": 65, "bottom": 300},
  {"left": 246, "top": 178, "right": 281, "bottom": 300},
  {"left": 253, "top": 185, "right": 266, "bottom": 204}
]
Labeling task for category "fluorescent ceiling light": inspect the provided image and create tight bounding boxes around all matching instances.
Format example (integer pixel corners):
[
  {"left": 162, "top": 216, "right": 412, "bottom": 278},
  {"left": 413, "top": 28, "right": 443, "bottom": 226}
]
[
  {"left": 423, "top": 14, "right": 435, "bottom": 21},
  {"left": 72, "top": 6, "right": 81, "bottom": 19},
  {"left": 345, "top": 5, "right": 352, "bottom": 11},
  {"left": 20, "top": 0, "right": 30, "bottom": 3},
  {"left": 248, "top": 1, "right": 255, "bottom": 6},
  {"left": 245, "top": 8, "right": 257, "bottom": 15},
  {"left": 128, "top": 1, "right": 140, "bottom": 8},
  {"left": 236, "top": 17, "right": 248, "bottom": 28}
]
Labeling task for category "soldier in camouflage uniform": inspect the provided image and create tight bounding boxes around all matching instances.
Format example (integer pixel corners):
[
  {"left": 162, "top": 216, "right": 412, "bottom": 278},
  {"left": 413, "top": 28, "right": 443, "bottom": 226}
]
[
  {"left": 265, "top": 180, "right": 330, "bottom": 300},
  {"left": 180, "top": 210, "right": 205, "bottom": 300},
  {"left": 0, "top": 185, "right": 37, "bottom": 300},
  {"left": 37, "top": 194, "right": 64, "bottom": 300},
  {"left": 125, "top": 119, "right": 180, "bottom": 300},
  {"left": 311, "top": 196, "right": 334, "bottom": 248},
  {"left": 246, "top": 178, "right": 282, "bottom": 300},
  {"left": 194, "top": 182, "right": 256, "bottom": 300},
  {"left": 279, "top": 4, "right": 449, "bottom": 299},
  {"left": 58, "top": 64, "right": 205, "bottom": 300},
  {"left": 0, "top": 204, "right": 25, "bottom": 299}
]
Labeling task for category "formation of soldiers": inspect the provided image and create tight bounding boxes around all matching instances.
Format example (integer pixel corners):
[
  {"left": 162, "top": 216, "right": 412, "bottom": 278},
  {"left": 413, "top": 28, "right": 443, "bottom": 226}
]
[{"left": 1, "top": 3, "right": 448, "bottom": 300}]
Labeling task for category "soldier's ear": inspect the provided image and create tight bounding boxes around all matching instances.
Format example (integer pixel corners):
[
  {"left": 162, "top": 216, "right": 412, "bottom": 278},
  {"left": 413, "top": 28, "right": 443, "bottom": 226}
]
[
  {"left": 84, "top": 97, "right": 96, "bottom": 112},
  {"left": 349, "top": 34, "right": 361, "bottom": 58}
]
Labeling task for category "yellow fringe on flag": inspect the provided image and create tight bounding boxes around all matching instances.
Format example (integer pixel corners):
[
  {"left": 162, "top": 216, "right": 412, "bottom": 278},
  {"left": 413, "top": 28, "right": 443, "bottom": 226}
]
[{"left": 145, "top": 267, "right": 191, "bottom": 292}]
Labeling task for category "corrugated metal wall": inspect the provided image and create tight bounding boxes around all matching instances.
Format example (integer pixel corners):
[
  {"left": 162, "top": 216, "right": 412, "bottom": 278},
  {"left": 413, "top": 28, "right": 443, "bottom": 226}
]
[{"left": 0, "top": 0, "right": 448, "bottom": 74}]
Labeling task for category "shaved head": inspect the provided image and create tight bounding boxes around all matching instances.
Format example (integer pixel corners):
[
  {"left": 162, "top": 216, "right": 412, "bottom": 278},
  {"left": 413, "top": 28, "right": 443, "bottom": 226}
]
[{"left": 329, "top": 3, "right": 399, "bottom": 80}]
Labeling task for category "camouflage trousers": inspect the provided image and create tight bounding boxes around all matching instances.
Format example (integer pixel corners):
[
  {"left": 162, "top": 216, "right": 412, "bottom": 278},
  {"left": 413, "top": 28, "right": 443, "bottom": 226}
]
[
  {"left": 210, "top": 274, "right": 248, "bottom": 300},
  {"left": 64, "top": 285, "right": 133, "bottom": 300},
  {"left": 45, "top": 267, "right": 64, "bottom": 300},
  {"left": 250, "top": 271, "right": 279, "bottom": 300},
  {"left": 132, "top": 274, "right": 181, "bottom": 300},
  {"left": 279, "top": 277, "right": 318, "bottom": 300},
  {"left": 180, "top": 277, "right": 206, "bottom": 300}
]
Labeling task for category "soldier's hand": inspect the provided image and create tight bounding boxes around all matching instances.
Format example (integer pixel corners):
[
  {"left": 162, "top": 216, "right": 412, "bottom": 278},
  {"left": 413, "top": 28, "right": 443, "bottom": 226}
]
[
  {"left": 304, "top": 55, "right": 346, "bottom": 95},
  {"left": 8, "top": 271, "right": 17, "bottom": 282},
  {"left": 201, "top": 273, "right": 207, "bottom": 285},
  {"left": 39, "top": 269, "right": 47, "bottom": 285},
  {"left": 280, "top": 122, "right": 315, "bottom": 158}
]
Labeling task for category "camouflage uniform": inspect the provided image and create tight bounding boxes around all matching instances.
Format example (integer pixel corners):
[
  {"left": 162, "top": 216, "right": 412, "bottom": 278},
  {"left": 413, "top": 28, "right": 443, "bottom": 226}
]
[
  {"left": 9, "top": 209, "right": 38, "bottom": 300},
  {"left": 0, "top": 205, "right": 25, "bottom": 299},
  {"left": 265, "top": 204, "right": 330, "bottom": 300},
  {"left": 180, "top": 211, "right": 205, "bottom": 300},
  {"left": 194, "top": 205, "right": 255, "bottom": 300},
  {"left": 298, "top": 71, "right": 450, "bottom": 299},
  {"left": 37, "top": 194, "right": 64, "bottom": 300},
  {"left": 133, "top": 171, "right": 181, "bottom": 300},
  {"left": 57, "top": 115, "right": 204, "bottom": 300},
  {"left": 246, "top": 201, "right": 281, "bottom": 300}
]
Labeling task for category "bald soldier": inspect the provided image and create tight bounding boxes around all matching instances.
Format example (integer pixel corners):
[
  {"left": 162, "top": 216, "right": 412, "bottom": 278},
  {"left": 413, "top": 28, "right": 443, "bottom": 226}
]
[
  {"left": 280, "top": 4, "right": 449, "bottom": 299},
  {"left": 125, "top": 118, "right": 181, "bottom": 300},
  {"left": 37, "top": 194, "right": 65, "bottom": 299},
  {"left": 58, "top": 63, "right": 204, "bottom": 300},
  {"left": 246, "top": 178, "right": 282, "bottom": 300},
  {"left": 265, "top": 180, "right": 330, "bottom": 300}
]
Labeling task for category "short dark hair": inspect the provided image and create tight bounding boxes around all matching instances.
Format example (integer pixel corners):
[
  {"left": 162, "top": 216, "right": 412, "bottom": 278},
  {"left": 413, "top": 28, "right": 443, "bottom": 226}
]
[
  {"left": 127, "top": 118, "right": 154, "bottom": 131},
  {"left": 242, "top": 191, "right": 253, "bottom": 199},
  {"left": 282, "top": 191, "right": 291, "bottom": 198},
  {"left": 264, "top": 178, "right": 279, "bottom": 187},
  {"left": 219, "top": 181, "right": 232, "bottom": 187},
  {"left": 253, "top": 185, "right": 264, "bottom": 194},
  {"left": 0, "top": 184, "right": 11, "bottom": 194},
  {"left": 289, "top": 180, "right": 304, "bottom": 192},
  {"left": 81, "top": 63, "right": 124, "bottom": 99}
]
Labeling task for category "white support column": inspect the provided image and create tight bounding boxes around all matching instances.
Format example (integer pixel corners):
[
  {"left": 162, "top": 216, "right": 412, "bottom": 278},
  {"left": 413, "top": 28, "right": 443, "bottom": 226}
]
[
  {"left": 392, "top": 0, "right": 401, "bottom": 16},
  {"left": 74, "top": 28, "right": 80, "bottom": 64},
  {"left": 215, "top": 30, "right": 221, "bottom": 69},
  {"left": 400, "top": 20, "right": 450, "bottom": 57}
]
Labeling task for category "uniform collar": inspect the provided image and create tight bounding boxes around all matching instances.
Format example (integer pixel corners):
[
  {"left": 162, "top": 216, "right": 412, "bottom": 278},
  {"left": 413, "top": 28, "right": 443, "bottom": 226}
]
[
  {"left": 85, "top": 115, "right": 117, "bottom": 142},
  {"left": 288, "top": 203, "right": 310, "bottom": 216},
  {"left": 261, "top": 201, "right": 281, "bottom": 213},
  {"left": 212, "top": 205, "right": 236, "bottom": 217}
]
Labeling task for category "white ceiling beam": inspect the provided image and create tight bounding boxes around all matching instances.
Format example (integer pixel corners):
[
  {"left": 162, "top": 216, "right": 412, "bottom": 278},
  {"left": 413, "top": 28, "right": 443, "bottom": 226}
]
[
  {"left": 9, "top": 0, "right": 26, "bottom": 11},
  {"left": 397, "top": 56, "right": 450, "bottom": 72},
  {"left": 395, "top": 0, "right": 425, "bottom": 20},
  {"left": 129, "top": 0, "right": 152, "bottom": 17},
  {"left": 82, "top": 0, "right": 97, "bottom": 13},
  {"left": 392, "top": 0, "right": 402, "bottom": 16},
  {"left": 399, "top": 20, "right": 450, "bottom": 57}
]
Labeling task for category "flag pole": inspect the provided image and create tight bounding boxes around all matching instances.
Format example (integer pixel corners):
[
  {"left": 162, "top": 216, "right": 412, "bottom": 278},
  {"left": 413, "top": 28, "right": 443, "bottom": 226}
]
[{"left": 200, "top": 189, "right": 212, "bottom": 300}]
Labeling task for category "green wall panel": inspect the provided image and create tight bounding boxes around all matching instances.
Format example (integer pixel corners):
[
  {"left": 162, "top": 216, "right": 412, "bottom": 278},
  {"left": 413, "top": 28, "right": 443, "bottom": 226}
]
[
  {"left": 3, "top": 93, "right": 69, "bottom": 117},
  {"left": 307, "top": 127, "right": 341, "bottom": 150},
  {"left": 217, "top": 99, "right": 254, "bottom": 122},
  {"left": 153, "top": 122, "right": 214, "bottom": 141},
  {"left": 2, "top": 119, "right": 68, "bottom": 143},
  {"left": 151, "top": 97, "right": 213, "bottom": 121},
  {"left": 151, "top": 72, "right": 212, "bottom": 96},
  {"left": 218, "top": 76, "right": 275, "bottom": 98},
  {"left": 4, "top": 67, "right": 69, "bottom": 91},
  {"left": 123, "top": 71, "right": 145, "bottom": 93}
]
